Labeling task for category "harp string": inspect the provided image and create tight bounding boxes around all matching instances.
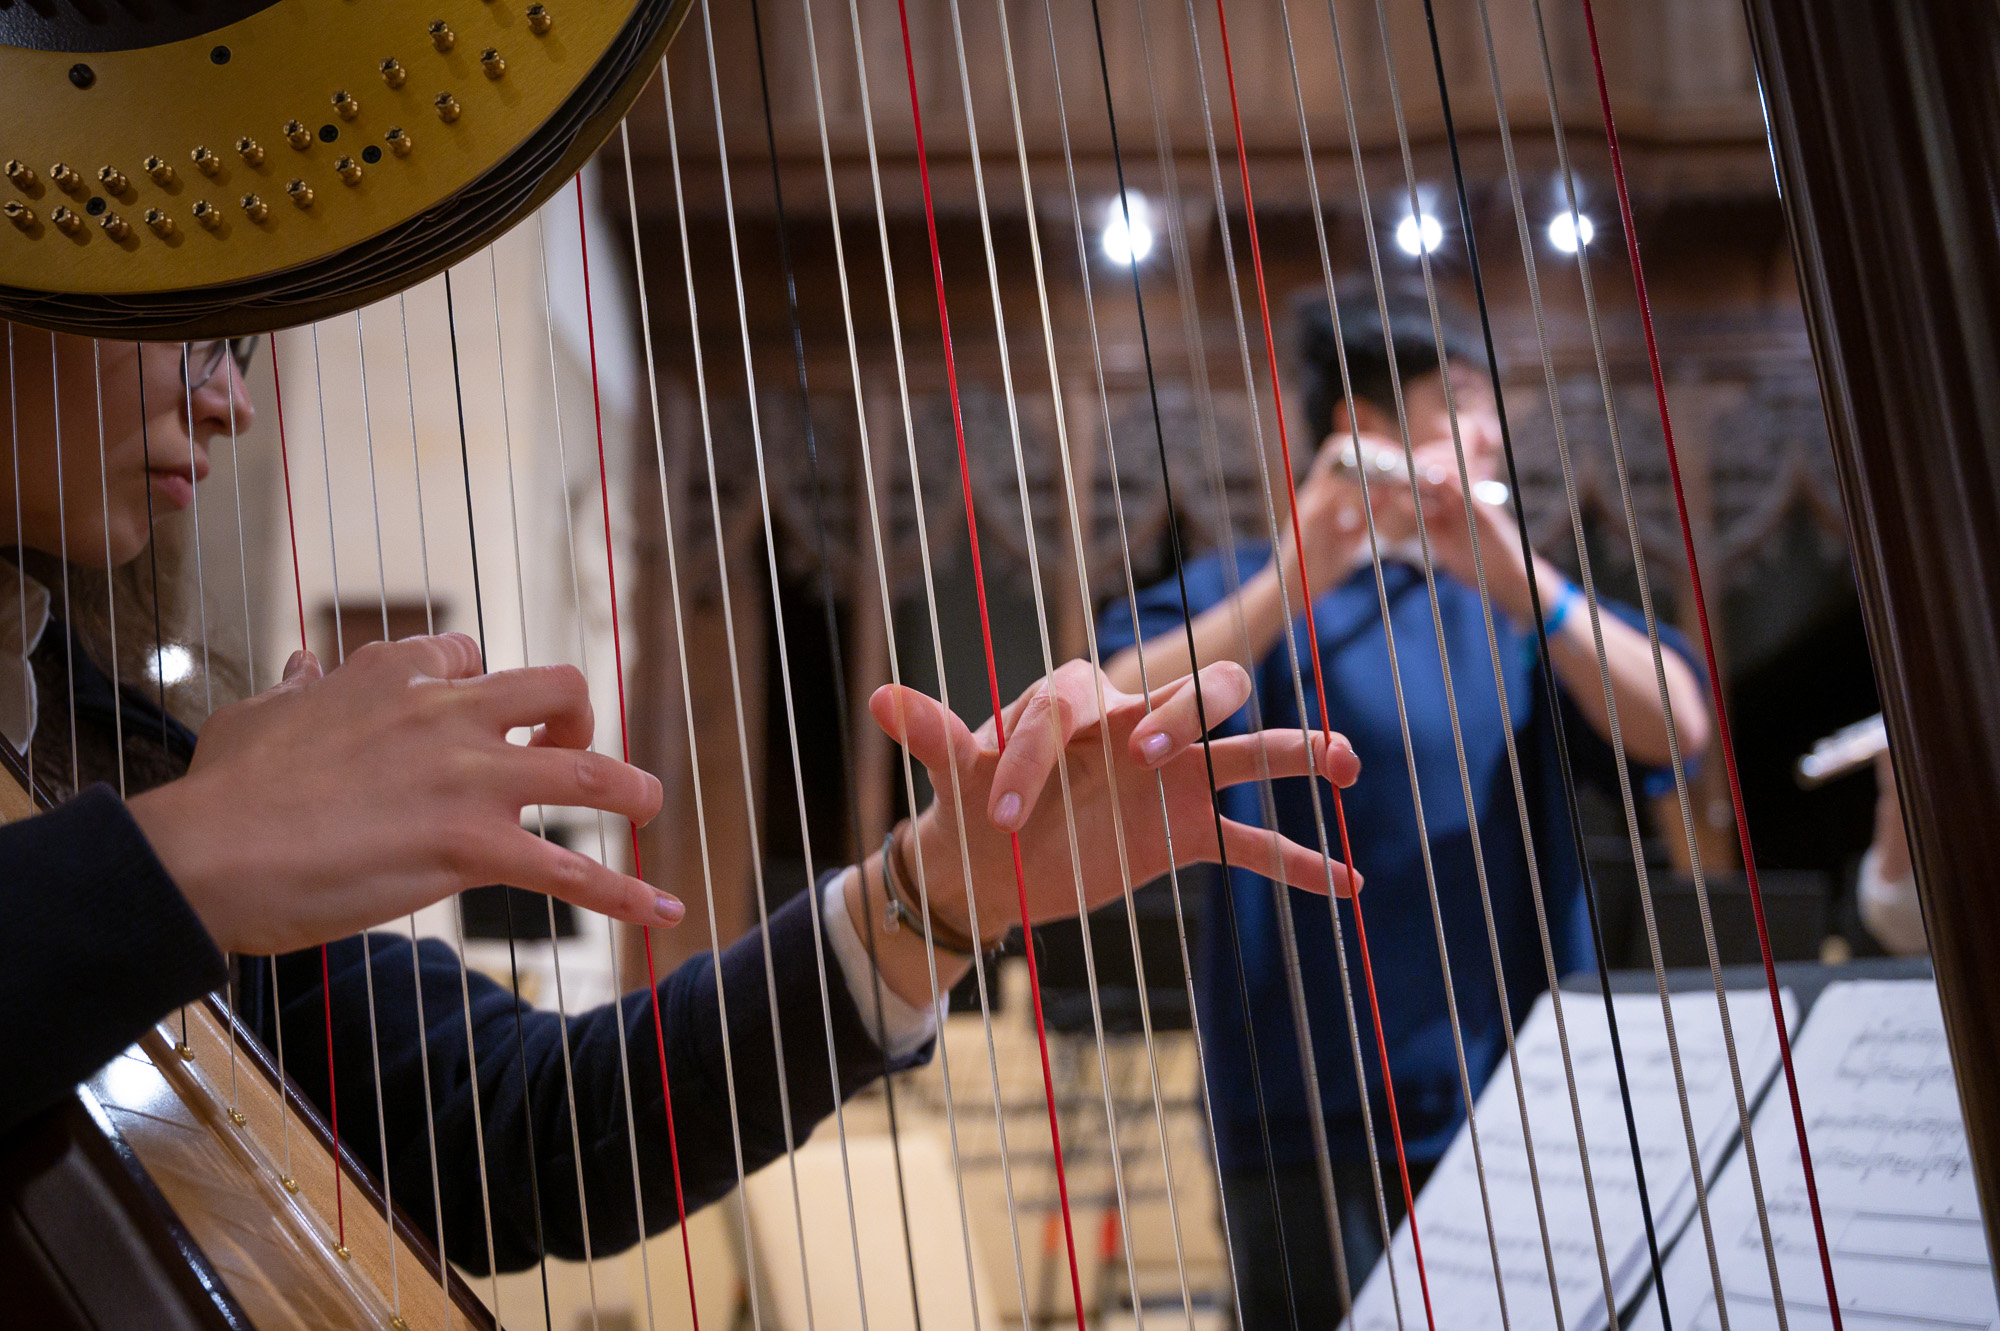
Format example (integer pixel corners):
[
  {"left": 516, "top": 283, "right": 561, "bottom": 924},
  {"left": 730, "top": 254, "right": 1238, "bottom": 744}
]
[
  {"left": 693, "top": 0, "right": 889, "bottom": 1319},
  {"left": 265, "top": 334, "right": 309, "bottom": 1198},
  {"left": 987, "top": 0, "right": 1210, "bottom": 1317},
  {"left": 7, "top": 330, "right": 25, "bottom": 789},
  {"left": 739, "top": 0, "right": 934, "bottom": 1319},
  {"left": 671, "top": 9, "right": 844, "bottom": 1318},
  {"left": 939, "top": 0, "right": 1165, "bottom": 1317},
  {"left": 1143, "top": 0, "right": 1410, "bottom": 1314},
  {"left": 392, "top": 288, "right": 475, "bottom": 1321},
  {"left": 439, "top": 271, "right": 560, "bottom": 1328},
  {"left": 1572, "top": 0, "right": 1840, "bottom": 1321},
  {"left": 303, "top": 322, "right": 357, "bottom": 1248},
  {"left": 347, "top": 311, "right": 409, "bottom": 1314},
  {"left": 214, "top": 346, "right": 245, "bottom": 1126},
  {"left": 829, "top": 0, "right": 1035, "bottom": 1312},
  {"left": 605, "top": 116, "right": 738, "bottom": 1331},
  {"left": 569, "top": 174, "right": 707, "bottom": 1328},
  {"left": 481, "top": 241, "right": 605, "bottom": 1325},
  {"left": 774, "top": 0, "right": 1007, "bottom": 1313},
  {"left": 49, "top": 337, "right": 78, "bottom": 799},
  {"left": 1169, "top": 0, "right": 1439, "bottom": 1321},
  {"left": 1039, "top": 3, "right": 1218, "bottom": 1319},
  {"left": 887, "top": 4, "right": 1102, "bottom": 1323}
]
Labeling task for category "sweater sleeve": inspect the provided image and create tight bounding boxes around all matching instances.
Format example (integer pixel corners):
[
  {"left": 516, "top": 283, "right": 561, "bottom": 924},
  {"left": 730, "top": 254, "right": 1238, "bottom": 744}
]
[
  {"left": 0, "top": 784, "right": 228, "bottom": 1136},
  {"left": 261, "top": 875, "right": 935, "bottom": 1274}
]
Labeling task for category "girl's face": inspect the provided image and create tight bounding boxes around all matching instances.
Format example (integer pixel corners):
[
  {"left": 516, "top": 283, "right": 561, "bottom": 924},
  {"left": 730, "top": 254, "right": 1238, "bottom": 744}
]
[{"left": 2, "top": 331, "right": 256, "bottom": 568}]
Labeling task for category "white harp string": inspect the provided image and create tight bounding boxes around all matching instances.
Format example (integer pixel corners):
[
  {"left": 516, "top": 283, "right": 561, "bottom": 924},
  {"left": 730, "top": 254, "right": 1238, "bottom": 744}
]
[
  {"left": 530, "top": 196, "right": 666, "bottom": 1331},
  {"left": 391, "top": 294, "right": 508, "bottom": 1308},
  {"left": 213, "top": 347, "right": 245, "bottom": 1126},
  {"left": 391, "top": 290, "right": 466, "bottom": 1327},
  {"left": 943, "top": 0, "right": 1151, "bottom": 1318},
  {"left": 1518, "top": 0, "right": 1789, "bottom": 1312},
  {"left": 1158, "top": 0, "right": 1411, "bottom": 1316},
  {"left": 828, "top": 0, "right": 1035, "bottom": 1315},
  {"left": 485, "top": 242, "right": 605, "bottom": 1328},
  {"left": 660, "top": 30, "right": 830, "bottom": 1320}
]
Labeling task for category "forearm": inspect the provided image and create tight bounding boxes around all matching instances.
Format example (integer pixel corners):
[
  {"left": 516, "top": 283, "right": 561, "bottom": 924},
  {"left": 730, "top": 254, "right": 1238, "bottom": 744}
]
[
  {"left": 1545, "top": 587, "right": 1711, "bottom": 767},
  {"left": 1105, "top": 565, "right": 1289, "bottom": 694}
]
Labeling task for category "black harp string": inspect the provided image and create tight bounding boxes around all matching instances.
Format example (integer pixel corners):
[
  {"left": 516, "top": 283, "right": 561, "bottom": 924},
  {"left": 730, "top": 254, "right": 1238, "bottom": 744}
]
[
  {"left": 1142, "top": 0, "right": 1403, "bottom": 1313},
  {"left": 1082, "top": 4, "right": 1312, "bottom": 1327},
  {"left": 739, "top": 2, "right": 930, "bottom": 1325},
  {"left": 211, "top": 343, "right": 244, "bottom": 1125},
  {"left": 442, "top": 265, "right": 558, "bottom": 1330},
  {"left": 7, "top": 329, "right": 27, "bottom": 790},
  {"left": 131, "top": 345, "right": 182, "bottom": 1048}
]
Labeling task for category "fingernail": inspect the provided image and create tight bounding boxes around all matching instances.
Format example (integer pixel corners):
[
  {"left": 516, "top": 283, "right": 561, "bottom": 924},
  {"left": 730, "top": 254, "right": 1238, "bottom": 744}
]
[
  {"left": 283, "top": 649, "right": 307, "bottom": 679},
  {"left": 654, "top": 893, "right": 685, "bottom": 924},
  {"left": 1140, "top": 732, "right": 1172, "bottom": 766},
  {"left": 994, "top": 792, "right": 1023, "bottom": 830}
]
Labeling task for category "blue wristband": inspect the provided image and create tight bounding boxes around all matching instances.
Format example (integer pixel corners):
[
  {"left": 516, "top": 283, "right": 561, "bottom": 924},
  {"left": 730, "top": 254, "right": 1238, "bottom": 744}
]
[{"left": 1542, "top": 580, "right": 1581, "bottom": 637}]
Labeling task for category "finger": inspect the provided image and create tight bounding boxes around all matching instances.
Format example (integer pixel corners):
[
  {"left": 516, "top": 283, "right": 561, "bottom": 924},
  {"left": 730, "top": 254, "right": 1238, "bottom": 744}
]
[
  {"left": 461, "top": 664, "right": 594, "bottom": 746},
  {"left": 870, "top": 684, "right": 977, "bottom": 774},
  {"left": 1201, "top": 727, "right": 1361, "bottom": 789},
  {"left": 482, "top": 827, "right": 687, "bottom": 927},
  {"left": 1130, "top": 661, "right": 1253, "bottom": 767},
  {"left": 503, "top": 746, "right": 665, "bottom": 826},
  {"left": 1216, "top": 819, "right": 1362, "bottom": 897},
  {"left": 373, "top": 631, "right": 485, "bottom": 681},
  {"left": 989, "top": 661, "right": 1103, "bottom": 831}
]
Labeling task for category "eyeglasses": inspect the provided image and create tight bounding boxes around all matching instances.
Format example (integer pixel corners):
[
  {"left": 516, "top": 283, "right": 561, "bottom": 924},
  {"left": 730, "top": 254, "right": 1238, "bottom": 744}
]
[{"left": 184, "top": 337, "right": 259, "bottom": 393}]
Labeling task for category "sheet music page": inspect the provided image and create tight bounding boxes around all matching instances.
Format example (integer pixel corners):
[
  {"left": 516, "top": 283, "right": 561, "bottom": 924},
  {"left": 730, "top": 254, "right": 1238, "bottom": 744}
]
[
  {"left": 1342, "top": 986, "right": 1793, "bottom": 1331},
  {"left": 1628, "top": 978, "right": 1996, "bottom": 1331}
]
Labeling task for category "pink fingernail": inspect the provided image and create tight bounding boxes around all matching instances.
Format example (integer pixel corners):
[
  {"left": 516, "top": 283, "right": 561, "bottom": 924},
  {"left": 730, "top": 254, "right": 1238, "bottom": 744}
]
[
  {"left": 994, "top": 792, "right": 1023, "bottom": 830},
  {"left": 1140, "top": 732, "right": 1172, "bottom": 766},
  {"left": 654, "top": 893, "right": 685, "bottom": 924}
]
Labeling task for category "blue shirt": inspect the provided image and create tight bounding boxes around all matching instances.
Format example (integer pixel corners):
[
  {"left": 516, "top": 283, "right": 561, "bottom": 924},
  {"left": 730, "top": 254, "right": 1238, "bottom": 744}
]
[{"left": 1096, "top": 544, "right": 1693, "bottom": 1174}]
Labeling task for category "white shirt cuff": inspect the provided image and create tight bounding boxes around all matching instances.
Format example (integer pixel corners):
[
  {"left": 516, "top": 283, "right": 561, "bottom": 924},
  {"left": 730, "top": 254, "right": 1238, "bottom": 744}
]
[
  {"left": 1859, "top": 844, "right": 1928, "bottom": 956},
  {"left": 821, "top": 871, "right": 944, "bottom": 1061}
]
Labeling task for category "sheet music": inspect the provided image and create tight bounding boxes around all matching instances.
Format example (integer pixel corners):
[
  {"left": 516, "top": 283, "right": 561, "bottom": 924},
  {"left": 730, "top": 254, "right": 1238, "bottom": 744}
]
[
  {"left": 1343, "top": 986, "right": 1794, "bottom": 1331},
  {"left": 1629, "top": 979, "right": 1996, "bottom": 1331}
]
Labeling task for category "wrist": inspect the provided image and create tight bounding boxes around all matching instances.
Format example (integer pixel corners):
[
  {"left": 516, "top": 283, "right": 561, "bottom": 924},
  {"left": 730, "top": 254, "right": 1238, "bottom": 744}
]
[{"left": 128, "top": 776, "right": 233, "bottom": 949}]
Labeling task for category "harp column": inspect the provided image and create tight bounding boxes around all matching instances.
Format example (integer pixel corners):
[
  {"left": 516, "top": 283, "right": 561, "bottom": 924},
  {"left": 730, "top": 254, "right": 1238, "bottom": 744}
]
[{"left": 1744, "top": 0, "right": 2000, "bottom": 1274}]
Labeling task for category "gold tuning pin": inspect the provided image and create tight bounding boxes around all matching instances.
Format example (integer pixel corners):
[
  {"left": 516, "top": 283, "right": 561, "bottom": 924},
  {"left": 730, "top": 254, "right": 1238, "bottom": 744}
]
[
  {"left": 235, "top": 137, "right": 266, "bottom": 166},
  {"left": 49, "top": 163, "right": 83, "bottom": 193},
  {"left": 192, "top": 200, "right": 222, "bottom": 230},
  {"left": 526, "top": 4, "right": 553, "bottom": 35},
  {"left": 335, "top": 157, "right": 363, "bottom": 185},
  {"left": 279, "top": 1173, "right": 299, "bottom": 1193},
  {"left": 191, "top": 146, "right": 222, "bottom": 176},
  {"left": 97, "top": 165, "right": 129, "bottom": 195},
  {"left": 332, "top": 90, "right": 361, "bottom": 121},
  {"left": 429, "top": 20, "right": 456, "bottom": 52},
  {"left": 286, "top": 179, "right": 315, "bottom": 208},
  {"left": 144, "top": 155, "right": 177, "bottom": 187},
  {"left": 385, "top": 126, "right": 413, "bottom": 157},
  {"left": 434, "top": 92, "right": 461, "bottom": 123},
  {"left": 335, "top": 1244, "right": 352, "bottom": 1262},
  {"left": 380, "top": 57, "right": 407, "bottom": 89},
  {"left": 227, "top": 1107, "right": 247, "bottom": 1126},
  {"left": 3, "top": 201, "right": 35, "bottom": 232},
  {"left": 144, "top": 208, "right": 177, "bottom": 239},
  {"left": 51, "top": 206, "right": 81, "bottom": 235},
  {"left": 284, "top": 120, "right": 312, "bottom": 150},
  {"left": 99, "top": 212, "right": 131, "bottom": 240},
  {"left": 4, "top": 160, "right": 36, "bottom": 191},
  {"left": 240, "top": 193, "right": 270, "bottom": 222},
  {"left": 480, "top": 48, "right": 506, "bottom": 79}
]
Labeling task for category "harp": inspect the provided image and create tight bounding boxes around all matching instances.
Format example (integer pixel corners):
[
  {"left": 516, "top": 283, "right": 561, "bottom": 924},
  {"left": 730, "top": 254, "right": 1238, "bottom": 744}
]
[{"left": 2, "top": 0, "right": 1995, "bottom": 1327}]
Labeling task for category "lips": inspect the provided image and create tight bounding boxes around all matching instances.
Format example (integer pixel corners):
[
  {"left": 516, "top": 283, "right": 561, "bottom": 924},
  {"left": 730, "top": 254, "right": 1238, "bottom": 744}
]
[{"left": 146, "top": 444, "right": 210, "bottom": 512}]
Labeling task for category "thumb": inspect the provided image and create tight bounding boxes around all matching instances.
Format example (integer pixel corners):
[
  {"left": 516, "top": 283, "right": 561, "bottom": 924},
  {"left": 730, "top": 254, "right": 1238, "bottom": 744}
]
[
  {"left": 870, "top": 684, "right": 972, "bottom": 774},
  {"left": 280, "top": 649, "right": 323, "bottom": 687}
]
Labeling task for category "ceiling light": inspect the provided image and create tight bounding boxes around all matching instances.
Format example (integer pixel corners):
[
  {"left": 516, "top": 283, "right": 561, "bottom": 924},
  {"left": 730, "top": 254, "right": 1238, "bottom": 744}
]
[
  {"left": 149, "top": 643, "right": 194, "bottom": 686},
  {"left": 1101, "top": 193, "right": 1155, "bottom": 266},
  {"left": 1395, "top": 212, "right": 1444, "bottom": 256},
  {"left": 1548, "top": 210, "right": 1595, "bottom": 253}
]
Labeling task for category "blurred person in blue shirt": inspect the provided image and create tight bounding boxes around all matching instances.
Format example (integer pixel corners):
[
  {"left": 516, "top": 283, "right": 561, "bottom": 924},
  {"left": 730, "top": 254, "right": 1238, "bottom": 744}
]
[{"left": 1097, "top": 282, "right": 1711, "bottom": 1326}]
